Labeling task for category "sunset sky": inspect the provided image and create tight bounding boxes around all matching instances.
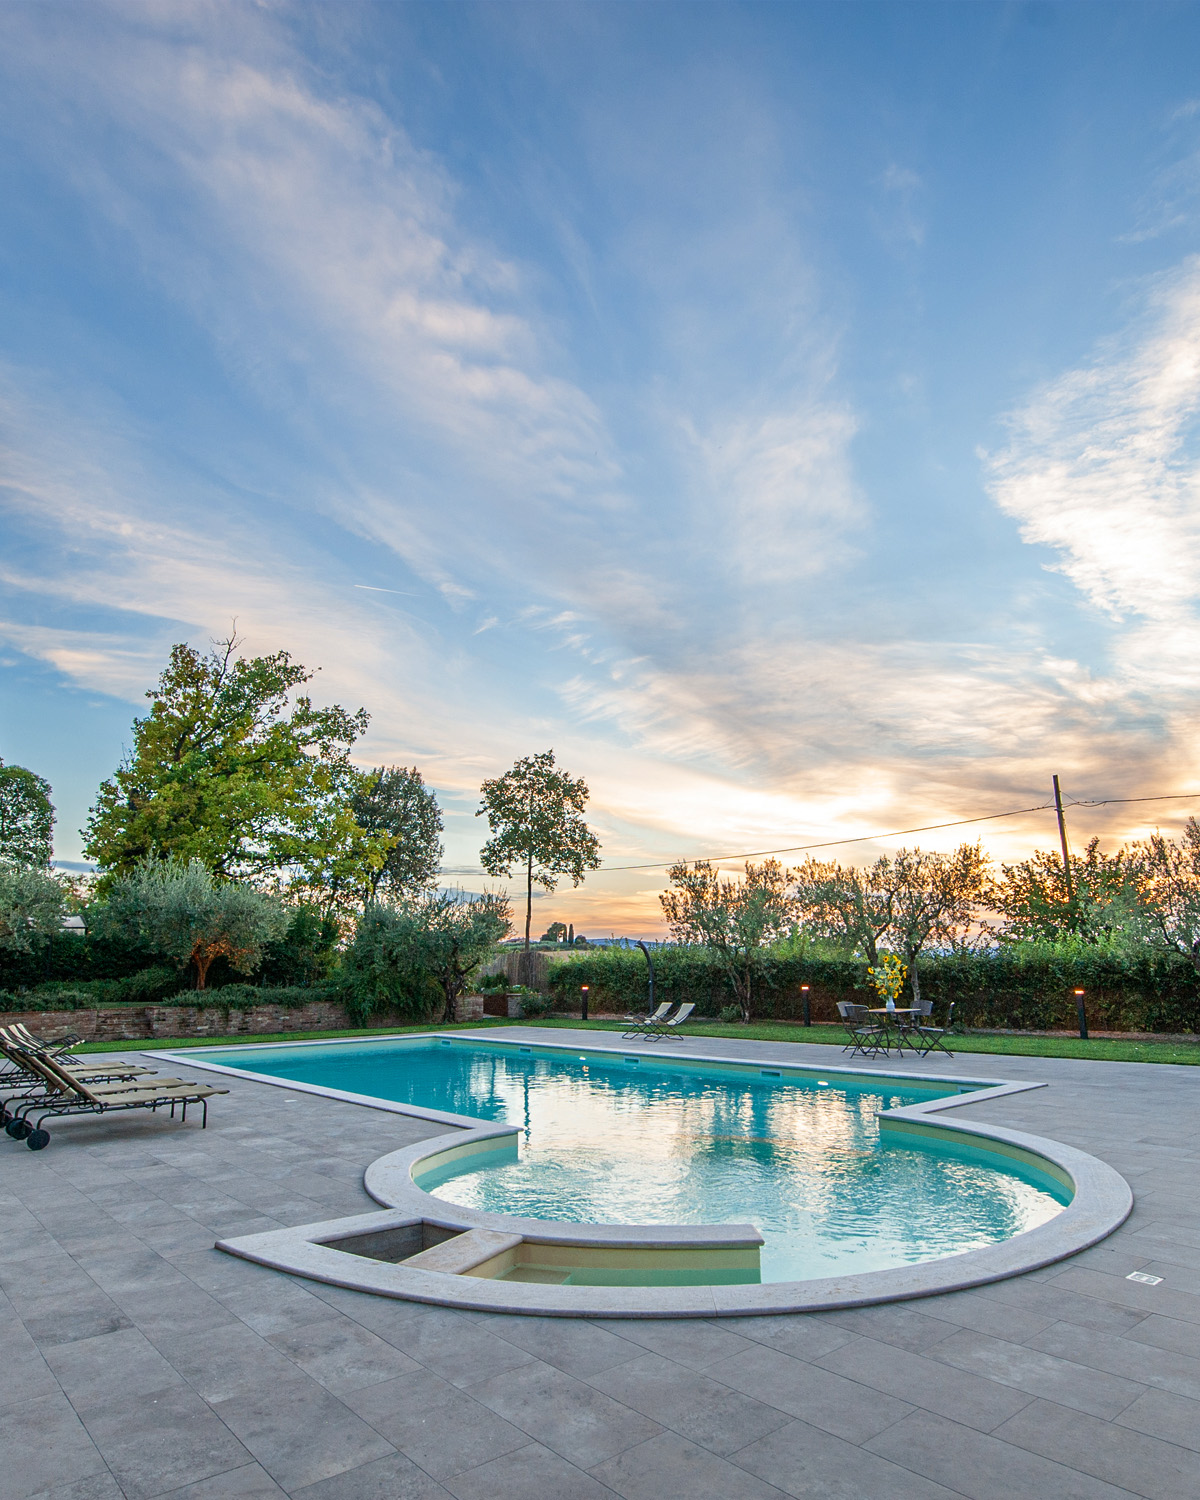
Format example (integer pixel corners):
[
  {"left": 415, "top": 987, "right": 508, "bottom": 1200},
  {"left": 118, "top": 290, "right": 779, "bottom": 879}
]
[{"left": 4, "top": 2, "right": 1200, "bottom": 935}]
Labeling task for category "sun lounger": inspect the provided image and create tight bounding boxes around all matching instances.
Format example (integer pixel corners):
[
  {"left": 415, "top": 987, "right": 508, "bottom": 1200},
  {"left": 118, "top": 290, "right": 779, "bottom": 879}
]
[
  {"left": 621, "top": 1003, "right": 673, "bottom": 1038},
  {"left": 0, "top": 1030, "right": 159, "bottom": 1106},
  {"left": 10, "top": 1022, "right": 84, "bottom": 1056},
  {"left": 646, "top": 1001, "right": 695, "bottom": 1040},
  {"left": 2, "top": 1045, "right": 227, "bottom": 1150}
]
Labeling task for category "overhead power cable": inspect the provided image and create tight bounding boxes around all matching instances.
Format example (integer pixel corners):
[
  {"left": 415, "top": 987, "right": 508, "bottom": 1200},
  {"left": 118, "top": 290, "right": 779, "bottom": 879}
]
[
  {"left": 442, "top": 789, "right": 1200, "bottom": 879},
  {"left": 597, "top": 789, "right": 1200, "bottom": 873}
]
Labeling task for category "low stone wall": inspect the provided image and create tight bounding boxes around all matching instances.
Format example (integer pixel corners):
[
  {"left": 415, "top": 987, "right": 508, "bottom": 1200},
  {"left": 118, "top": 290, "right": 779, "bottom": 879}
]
[{"left": 2, "top": 1001, "right": 357, "bottom": 1042}]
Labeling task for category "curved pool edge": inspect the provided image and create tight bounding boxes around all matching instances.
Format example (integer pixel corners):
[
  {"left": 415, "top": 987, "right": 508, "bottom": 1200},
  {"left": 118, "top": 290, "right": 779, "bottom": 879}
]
[{"left": 164, "top": 1029, "right": 1135, "bottom": 1318}]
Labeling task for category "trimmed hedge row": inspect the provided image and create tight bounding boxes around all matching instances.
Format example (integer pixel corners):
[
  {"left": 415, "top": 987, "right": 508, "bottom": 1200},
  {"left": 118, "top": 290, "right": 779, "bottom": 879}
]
[{"left": 546, "top": 945, "right": 1200, "bottom": 1034}]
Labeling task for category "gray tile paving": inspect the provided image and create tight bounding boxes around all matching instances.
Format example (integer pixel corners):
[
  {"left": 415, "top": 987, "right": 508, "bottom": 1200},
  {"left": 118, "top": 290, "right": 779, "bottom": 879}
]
[
  {"left": 466, "top": 1357, "right": 663, "bottom": 1468},
  {"left": 591, "top": 1430, "right": 791, "bottom": 1499},
  {"left": 4, "top": 1033, "right": 1200, "bottom": 1498},
  {"left": 445, "top": 1441, "right": 615, "bottom": 1500}
]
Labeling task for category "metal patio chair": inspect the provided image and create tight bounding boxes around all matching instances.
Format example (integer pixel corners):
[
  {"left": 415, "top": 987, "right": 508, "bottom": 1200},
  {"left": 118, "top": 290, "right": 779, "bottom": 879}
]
[
  {"left": 838, "top": 1002, "right": 888, "bottom": 1059},
  {"left": 911, "top": 1002, "right": 955, "bottom": 1057}
]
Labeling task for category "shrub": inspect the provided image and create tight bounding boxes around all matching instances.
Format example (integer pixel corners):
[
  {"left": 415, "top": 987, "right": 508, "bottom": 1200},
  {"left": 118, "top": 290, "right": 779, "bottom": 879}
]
[
  {"left": 190, "top": 982, "right": 344, "bottom": 1010},
  {"left": 546, "top": 942, "right": 1200, "bottom": 1033},
  {"left": 517, "top": 993, "right": 556, "bottom": 1019},
  {"left": 343, "top": 893, "right": 510, "bottom": 1023}
]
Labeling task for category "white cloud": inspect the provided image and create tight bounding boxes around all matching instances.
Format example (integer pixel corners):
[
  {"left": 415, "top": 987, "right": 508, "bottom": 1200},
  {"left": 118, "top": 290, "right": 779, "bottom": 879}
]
[{"left": 987, "top": 256, "right": 1200, "bottom": 691}]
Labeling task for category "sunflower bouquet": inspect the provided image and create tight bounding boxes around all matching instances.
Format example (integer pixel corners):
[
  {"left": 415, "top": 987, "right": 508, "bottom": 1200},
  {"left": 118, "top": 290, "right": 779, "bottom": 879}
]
[{"left": 867, "top": 952, "right": 907, "bottom": 1008}]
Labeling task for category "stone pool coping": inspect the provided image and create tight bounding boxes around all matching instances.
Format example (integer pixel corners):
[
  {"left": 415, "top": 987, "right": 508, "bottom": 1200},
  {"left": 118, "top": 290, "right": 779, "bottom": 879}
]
[{"left": 145, "top": 1030, "right": 1134, "bottom": 1319}]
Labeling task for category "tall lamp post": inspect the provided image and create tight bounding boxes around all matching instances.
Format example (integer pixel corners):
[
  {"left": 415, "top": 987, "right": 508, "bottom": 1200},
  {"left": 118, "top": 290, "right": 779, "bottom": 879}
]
[
  {"left": 801, "top": 984, "right": 811, "bottom": 1028},
  {"left": 1074, "top": 987, "right": 1088, "bottom": 1040}
]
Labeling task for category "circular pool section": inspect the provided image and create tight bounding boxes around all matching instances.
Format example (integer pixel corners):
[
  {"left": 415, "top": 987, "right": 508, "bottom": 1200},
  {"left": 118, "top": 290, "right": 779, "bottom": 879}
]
[
  {"left": 209, "top": 1036, "right": 1070, "bottom": 1284},
  {"left": 418, "top": 1049, "right": 1068, "bottom": 1282}
]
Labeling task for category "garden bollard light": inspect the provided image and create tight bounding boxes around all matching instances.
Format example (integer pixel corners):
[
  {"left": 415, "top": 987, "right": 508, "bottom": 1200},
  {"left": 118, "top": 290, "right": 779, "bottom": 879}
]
[
  {"left": 801, "top": 985, "right": 811, "bottom": 1027},
  {"left": 581, "top": 984, "right": 589, "bottom": 1022},
  {"left": 1075, "top": 988, "right": 1088, "bottom": 1040}
]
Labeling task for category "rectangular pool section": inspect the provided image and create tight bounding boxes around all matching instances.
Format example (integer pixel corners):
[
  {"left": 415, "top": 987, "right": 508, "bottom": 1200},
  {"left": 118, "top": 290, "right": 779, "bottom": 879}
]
[{"left": 199, "top": 1034, "right": 1070, "bottom": 1283}]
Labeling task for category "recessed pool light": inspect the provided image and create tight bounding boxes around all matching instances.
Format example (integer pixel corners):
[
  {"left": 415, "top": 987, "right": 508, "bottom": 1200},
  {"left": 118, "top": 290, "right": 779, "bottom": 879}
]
[{"left": 818, "top": 1081, "right": 829, "bottom": 1086}]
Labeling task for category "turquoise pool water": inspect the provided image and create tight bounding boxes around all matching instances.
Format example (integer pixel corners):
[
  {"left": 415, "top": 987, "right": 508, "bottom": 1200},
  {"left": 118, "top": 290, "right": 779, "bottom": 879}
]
[{"left": 201, "top": 1037, "right": 1069, "bottom": 1282}]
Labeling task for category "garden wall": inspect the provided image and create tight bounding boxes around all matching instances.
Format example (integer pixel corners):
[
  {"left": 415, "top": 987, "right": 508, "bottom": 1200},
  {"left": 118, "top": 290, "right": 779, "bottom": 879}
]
[{"left": 2, "top": 1000, "right": 358, "bottom": 1042}]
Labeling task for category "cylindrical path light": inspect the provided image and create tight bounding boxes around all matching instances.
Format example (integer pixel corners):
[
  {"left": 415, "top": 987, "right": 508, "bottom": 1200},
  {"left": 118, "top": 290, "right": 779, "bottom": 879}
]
[
  {"left": 1074, "top": 987, "right": 1088, "bottom": 1040},
  {"left": 581, "top": 984, "right": 589, "bottom": 1023},
  {"left": 801, "top": 985, "right": 811, "bottom": 1027}
]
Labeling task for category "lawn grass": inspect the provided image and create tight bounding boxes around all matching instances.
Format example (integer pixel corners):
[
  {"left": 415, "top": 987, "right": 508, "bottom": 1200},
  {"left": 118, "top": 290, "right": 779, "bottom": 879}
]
[{"left": 68, "top": 1014, "right": 1200, "bottom": 1064}]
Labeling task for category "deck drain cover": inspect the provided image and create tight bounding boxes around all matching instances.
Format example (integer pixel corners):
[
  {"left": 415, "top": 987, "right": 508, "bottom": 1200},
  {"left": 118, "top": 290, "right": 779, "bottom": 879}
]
[{"left": 1127, "top": 1271, "right": 1163, "bottom": 1285}]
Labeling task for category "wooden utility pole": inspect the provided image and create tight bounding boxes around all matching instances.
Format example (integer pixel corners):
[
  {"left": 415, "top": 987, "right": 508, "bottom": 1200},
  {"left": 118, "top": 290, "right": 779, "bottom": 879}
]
[{"left": 1052, "top": 775, "right": 1077, "bottom": 928}]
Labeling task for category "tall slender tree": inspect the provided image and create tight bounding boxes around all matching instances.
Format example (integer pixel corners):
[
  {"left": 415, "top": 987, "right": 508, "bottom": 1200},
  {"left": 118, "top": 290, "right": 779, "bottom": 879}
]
[{"left": 476, "top": 751, "right": 601, "bottom": 976}]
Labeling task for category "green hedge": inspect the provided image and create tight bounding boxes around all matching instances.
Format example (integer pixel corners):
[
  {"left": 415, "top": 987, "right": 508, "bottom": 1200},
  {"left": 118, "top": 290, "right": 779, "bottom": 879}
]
[
  {"left": 546, "top": 944, "right": 1200, "bottom": 1034},
  {"left": 0, "top": 976, "right": 346, "bottom": 1013}
]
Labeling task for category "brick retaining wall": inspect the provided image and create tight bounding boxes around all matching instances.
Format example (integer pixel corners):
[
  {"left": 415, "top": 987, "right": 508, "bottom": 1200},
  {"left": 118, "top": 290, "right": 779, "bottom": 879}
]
[{"left": 2, "top": 1001, "right": 358, "bottom": 1042}]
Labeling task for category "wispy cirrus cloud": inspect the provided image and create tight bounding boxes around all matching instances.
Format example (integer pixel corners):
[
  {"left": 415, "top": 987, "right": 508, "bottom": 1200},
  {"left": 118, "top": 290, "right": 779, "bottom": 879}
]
[{"left": 987, "top": 256, "right": 1200, "bottom": 689}]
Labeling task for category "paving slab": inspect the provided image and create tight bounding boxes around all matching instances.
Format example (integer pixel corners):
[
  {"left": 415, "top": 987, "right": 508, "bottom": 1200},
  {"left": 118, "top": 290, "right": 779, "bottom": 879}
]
[
  {"left": 466, "top": 1356, "right": 664, "bottom": 1468},
  {"left": 3, "top": 1039, "right": 1200, "bottom": 1498},
  {"left": 731, "top": 1416, "right": 967, "bottom": 1500},
  {"left": 586, "top": 1350, "right": 792, "bottom": 1456},
  {"left": 590, "top": 1430, "right": 791, "bottom": 1500},
  {"left": 445, "top": 1441, "right": 618, "bottom": 1500}
]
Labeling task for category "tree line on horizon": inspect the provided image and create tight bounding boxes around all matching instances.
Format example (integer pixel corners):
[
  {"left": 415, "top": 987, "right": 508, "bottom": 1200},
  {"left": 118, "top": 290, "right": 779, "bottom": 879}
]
[{"left": 4, "top": 633, "right": 1200, "bottom": 1024}]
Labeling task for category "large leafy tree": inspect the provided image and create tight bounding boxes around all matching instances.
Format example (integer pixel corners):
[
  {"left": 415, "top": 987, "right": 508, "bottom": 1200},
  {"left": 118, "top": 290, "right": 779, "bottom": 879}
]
[
  {"left": 83, "top": 635, "right": 385, "bottom": 893},
  {"left": 992, "top": 838, "right": 1133, "bottom": 944},
  {"left": 347, "top": 765, "right": 443, "bottom": 904},
  {"left": 661, "top": 859, "right": 796, "bottom": 1022},
  {"left": 476, "top": 751, "right": 601, "bottom": 968},
  {"left": 1123, "top": 820, "right": 1200, "bottom": 970},
  {"left": 0, "top": 760, "right": 54, "bottom": 867},
  {"left": 90, "top": 856, "right": 287, "bottom": 990},
  {"left": 0, "top": 864, "right": 68, "bottom": 955},
  {"left": 345, "top": 889, "right": 511, "bottom": 1022}
]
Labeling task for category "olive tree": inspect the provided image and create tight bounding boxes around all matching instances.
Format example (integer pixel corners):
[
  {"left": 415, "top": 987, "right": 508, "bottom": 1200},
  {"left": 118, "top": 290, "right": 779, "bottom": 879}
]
[
  {"left": 345, "top": 889, "right": 511, "bottom": 1022},
  {"left": 795, "top": 843, "right": 990, "bottom": 1002},
  {"left": 0, "top": 863, "right": 68, "bottom": 955},
  {"left": 1124, "top": 819, "right": 1200, "bottom": 970},
  {"left": 90, "top": 857, "right": 287, "bottom": 990},
  {"left": 660, "top": 859, "right": 796, "bottom": 1022}
]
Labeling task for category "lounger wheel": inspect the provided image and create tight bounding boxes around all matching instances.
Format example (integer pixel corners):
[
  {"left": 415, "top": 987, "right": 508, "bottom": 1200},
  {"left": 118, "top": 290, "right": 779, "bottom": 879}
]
[
  {"left": 25, "top": 1128, "right": 49, "bottom": 1151},
  {"left": 6, "top": 1117, "right": 31, "bottom": 1139}
]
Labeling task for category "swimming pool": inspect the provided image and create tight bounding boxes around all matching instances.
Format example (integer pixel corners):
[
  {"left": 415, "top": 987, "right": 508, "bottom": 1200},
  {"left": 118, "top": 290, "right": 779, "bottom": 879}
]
[{"left": 198, "top": 1035, "right": 1069, "bottom": 1283}]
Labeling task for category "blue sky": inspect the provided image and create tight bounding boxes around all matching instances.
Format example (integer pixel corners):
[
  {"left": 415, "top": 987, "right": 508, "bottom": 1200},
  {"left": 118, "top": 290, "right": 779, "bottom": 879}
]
[{"left": 3, "top": 1, "right": 1200, "bottom": 934}]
